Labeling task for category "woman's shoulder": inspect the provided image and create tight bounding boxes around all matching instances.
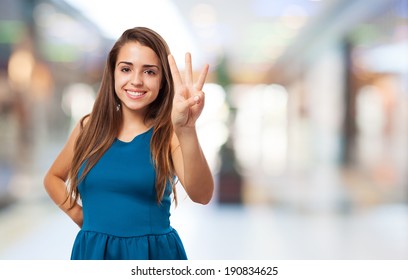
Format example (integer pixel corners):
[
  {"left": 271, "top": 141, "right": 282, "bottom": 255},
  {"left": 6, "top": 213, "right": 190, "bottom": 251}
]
[
  {"left": 68, "top": 114, "right": 90, "bottom": 143},
  {"left": 80, "top": 114, "right": 91, "bottom": 128}
]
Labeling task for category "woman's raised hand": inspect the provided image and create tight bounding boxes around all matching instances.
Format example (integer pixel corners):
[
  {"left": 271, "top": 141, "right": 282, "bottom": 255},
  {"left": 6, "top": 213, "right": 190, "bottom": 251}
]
[{"left": 168, "top": 53, "right": 209, "bottom": 129}]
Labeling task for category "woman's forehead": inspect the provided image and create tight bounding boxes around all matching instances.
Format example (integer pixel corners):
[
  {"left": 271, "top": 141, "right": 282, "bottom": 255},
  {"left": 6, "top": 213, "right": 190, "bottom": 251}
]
[{"left": 116, "top": 41, "right": 160, "bottom": 65}]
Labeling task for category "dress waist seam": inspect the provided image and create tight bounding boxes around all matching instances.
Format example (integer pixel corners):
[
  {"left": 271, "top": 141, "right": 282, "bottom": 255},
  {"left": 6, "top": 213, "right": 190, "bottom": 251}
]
[{"left": 79, "top": 227, "right": 174, "bottom": 239}]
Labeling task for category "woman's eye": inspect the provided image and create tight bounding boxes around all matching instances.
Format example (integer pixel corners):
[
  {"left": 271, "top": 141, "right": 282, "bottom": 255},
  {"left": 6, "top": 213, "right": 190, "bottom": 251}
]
[
  {"left": 144, "top": 70, "right": 156, "bottom": 75},
  {"left": 121, "top": 67, "right": 130, "bottom": 72}
]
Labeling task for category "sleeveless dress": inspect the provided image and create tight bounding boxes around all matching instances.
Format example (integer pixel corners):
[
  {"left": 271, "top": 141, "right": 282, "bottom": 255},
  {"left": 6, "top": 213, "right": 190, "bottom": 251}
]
[{"left": 70, "top": 127, "right": 187, "bottom": 260}]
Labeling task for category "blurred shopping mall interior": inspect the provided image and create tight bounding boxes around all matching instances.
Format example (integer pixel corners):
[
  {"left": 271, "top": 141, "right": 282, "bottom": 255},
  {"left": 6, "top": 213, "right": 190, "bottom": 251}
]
[{"left": 0, "top": 0, "right": 407, "bottom": 259}]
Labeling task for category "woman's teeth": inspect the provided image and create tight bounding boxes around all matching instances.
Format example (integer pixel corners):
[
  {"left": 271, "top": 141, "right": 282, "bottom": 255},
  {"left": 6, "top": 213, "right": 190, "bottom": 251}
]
[{"left": 127, "top": 90, "right": 145, "bottom": 97}]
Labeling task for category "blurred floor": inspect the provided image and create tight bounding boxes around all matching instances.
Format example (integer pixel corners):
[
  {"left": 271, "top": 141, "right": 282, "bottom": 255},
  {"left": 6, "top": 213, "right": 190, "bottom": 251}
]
[{"left": 0, "top": 175, "right": 407, "bottom": 260}]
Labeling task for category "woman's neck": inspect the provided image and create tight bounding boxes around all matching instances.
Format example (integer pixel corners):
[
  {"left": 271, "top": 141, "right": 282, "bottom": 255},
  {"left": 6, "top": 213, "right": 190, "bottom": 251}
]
[{"left": 118, "top": 108, "right": 151, "bottom": 141}]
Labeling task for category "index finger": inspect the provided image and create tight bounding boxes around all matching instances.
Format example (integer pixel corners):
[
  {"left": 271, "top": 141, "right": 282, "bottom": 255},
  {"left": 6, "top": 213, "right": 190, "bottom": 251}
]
[{"left": 168, "top": 54, "right": 183, "bottom": 87}]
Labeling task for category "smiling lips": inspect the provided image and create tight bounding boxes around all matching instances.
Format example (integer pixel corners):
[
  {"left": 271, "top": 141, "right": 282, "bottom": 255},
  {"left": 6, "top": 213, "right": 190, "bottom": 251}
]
[{"left": 126, "top": 90, "right": 146, "bottom": 99}]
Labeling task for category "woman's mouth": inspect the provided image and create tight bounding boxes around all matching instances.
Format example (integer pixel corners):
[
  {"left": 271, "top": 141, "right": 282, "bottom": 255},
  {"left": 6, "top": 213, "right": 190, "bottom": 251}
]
[{"left": 126, "top": 90, "right": 146, "bottom": 99}]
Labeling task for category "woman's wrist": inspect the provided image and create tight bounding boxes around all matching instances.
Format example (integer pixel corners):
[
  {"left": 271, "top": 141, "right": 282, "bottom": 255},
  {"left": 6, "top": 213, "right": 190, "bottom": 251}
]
[{"left": 173, "top": 125, "right": 197, "bottom": 138}]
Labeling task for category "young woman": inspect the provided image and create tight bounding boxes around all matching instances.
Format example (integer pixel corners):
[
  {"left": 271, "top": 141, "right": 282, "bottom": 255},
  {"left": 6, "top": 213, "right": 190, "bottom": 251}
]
[{"left": 43, "top": 27, "right": 214, "bottom": 260}]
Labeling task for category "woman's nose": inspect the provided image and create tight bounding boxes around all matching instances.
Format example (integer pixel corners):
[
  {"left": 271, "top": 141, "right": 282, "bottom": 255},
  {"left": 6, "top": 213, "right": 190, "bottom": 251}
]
[{"left": 130, "top": 72, "right": 143, "bottom": 86}]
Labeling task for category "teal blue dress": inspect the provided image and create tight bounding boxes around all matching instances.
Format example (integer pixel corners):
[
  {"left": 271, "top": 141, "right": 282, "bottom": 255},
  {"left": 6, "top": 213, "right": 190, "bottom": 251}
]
[{"left": 70, "top": 127, "right": 187, "bottom": 260}]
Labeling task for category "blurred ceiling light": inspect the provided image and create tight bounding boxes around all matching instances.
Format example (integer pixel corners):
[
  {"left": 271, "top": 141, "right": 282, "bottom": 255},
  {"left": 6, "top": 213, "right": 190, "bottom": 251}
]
[
  {"left": 61, "top": 83, "right": 96, "bottom": 131},
  {"left": 8, "top": 49, "right": 35, "bottom": 91},
  {"left": 361, "top": 41, "right": 408, "bottom": 73},
  {"left": 31, "top": 62, "right": 54, "bottom": 100}
]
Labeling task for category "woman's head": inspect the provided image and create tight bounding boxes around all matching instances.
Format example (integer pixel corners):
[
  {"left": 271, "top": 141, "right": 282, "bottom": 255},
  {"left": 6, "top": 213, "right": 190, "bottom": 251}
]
[{"left": 106, "top": 27, "right": 174, "bottom": 122}]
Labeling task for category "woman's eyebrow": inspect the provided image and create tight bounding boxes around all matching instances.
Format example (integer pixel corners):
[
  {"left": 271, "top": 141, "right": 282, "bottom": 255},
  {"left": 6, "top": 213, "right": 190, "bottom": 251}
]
[
  {"left": 117, "top": 61, "right": 133, "bottom": 66},
  {"left": 142, "top": 64, "right": 160, "bottom": 69},
  {"left": 117, "top": 61, "right": 159, "bottom": 69}
]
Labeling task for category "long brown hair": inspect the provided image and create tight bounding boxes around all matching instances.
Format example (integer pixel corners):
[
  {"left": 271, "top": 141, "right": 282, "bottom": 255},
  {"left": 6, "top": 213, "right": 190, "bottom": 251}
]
[{"left": 67, "top": 27, "right": 176, "bottom": 207}]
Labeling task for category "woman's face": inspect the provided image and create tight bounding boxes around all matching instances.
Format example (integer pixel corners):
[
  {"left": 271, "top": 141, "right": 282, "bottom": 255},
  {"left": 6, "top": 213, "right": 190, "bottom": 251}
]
[{"left": 114, "top": 41, "right": 162, "bottom": 115}]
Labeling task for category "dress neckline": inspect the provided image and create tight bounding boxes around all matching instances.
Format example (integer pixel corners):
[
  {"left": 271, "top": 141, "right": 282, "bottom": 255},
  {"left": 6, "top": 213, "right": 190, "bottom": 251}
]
[{"left": 115, "top": 127, "right": 153, "bottom": 144}]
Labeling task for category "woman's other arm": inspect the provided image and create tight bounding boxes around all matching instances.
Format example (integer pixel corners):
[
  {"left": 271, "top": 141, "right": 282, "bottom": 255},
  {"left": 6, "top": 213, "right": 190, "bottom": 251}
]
[{"left": 43, "top": 121, "right": 83, "bottom": 227}]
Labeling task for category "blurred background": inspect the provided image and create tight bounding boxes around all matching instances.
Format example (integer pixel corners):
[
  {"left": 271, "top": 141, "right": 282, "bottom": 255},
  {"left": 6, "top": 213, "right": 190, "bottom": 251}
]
[{"left": 0, "top": 0, "right": 407, "bottom": 260}]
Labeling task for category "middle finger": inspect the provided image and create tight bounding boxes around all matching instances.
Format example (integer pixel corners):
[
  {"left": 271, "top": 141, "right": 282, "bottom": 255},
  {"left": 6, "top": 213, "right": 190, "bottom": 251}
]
[{"left": 185, "top": 52, "right": 193, "bottom": 86}]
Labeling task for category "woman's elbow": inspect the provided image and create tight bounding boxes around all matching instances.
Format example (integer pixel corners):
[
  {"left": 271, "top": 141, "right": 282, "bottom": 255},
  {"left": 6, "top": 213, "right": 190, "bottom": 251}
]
[
  {"left": 192, "top": 182, "right": 214, "bottom": 205},
  {"left": 43, "top": 172, "right": 55, "bottom": 195},
  {"left": 43, "top": 171, "right": 64, "bottom": 194},
  {"left": 192, "top": 194, "right": 212, "bottom": 205},
  {"left": 43, "top": 172, "right": 50, "bottom": 189},
  {"left": 199, "top": 194, "right": 213, "bottom": 205}
]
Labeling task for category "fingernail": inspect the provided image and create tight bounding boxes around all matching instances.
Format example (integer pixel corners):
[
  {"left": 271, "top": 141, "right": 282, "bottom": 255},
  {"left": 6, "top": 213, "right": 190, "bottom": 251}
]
[{"left": 194, "top": 96, "right": 199, "bottom": 103}]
